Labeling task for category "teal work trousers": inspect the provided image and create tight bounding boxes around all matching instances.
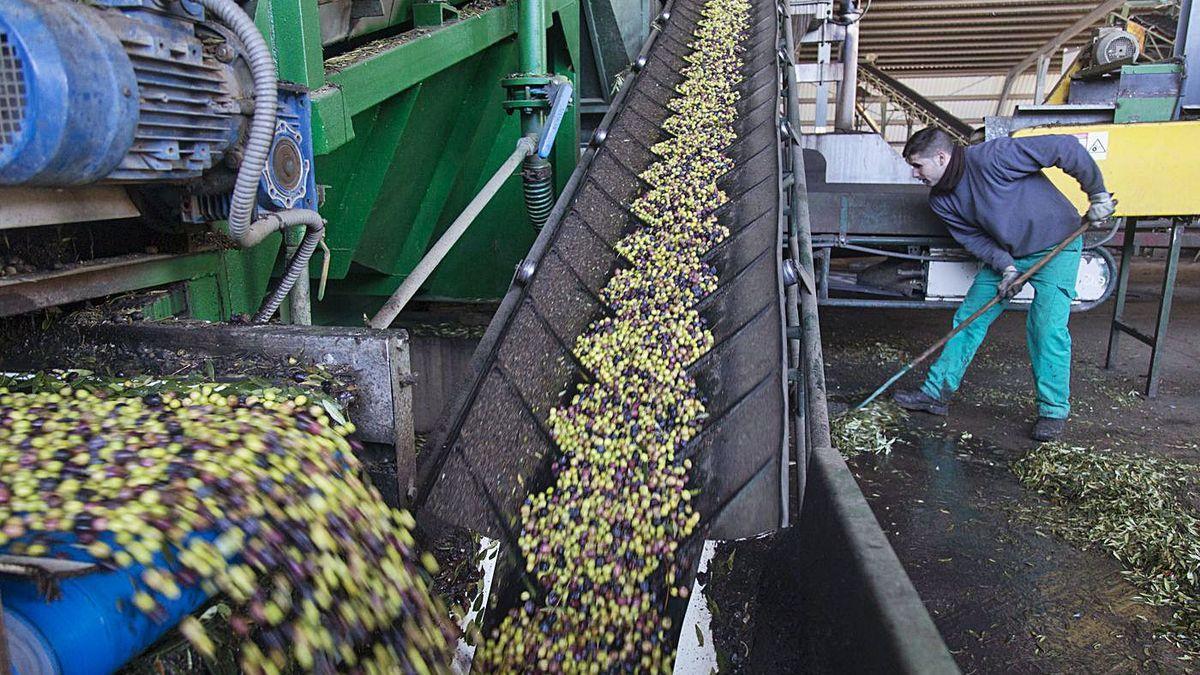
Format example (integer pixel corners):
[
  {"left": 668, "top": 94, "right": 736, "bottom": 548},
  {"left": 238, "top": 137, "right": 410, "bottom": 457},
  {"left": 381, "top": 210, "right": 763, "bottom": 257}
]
[{"left": 921, "top": 237, "right": 1082, "bottom": 419}]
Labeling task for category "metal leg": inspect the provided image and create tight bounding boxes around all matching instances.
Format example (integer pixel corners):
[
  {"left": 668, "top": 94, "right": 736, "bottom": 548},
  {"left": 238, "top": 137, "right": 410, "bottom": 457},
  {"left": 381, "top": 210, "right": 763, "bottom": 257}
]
[
  {"left": 819, "top": 246, "right": 831, "bottom": 300},
  {"left": 1105, "top": 218, "right": 1137, "bottom": 370},
  {"left": 1146, "top": 219, "right": 1184, "bottom": 398}
]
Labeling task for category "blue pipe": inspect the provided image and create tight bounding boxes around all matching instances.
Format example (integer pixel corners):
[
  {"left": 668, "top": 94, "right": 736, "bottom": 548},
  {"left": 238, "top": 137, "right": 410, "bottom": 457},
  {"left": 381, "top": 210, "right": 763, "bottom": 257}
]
[{"left": 1, "top": 534, "right": 223, "bottom": 675}]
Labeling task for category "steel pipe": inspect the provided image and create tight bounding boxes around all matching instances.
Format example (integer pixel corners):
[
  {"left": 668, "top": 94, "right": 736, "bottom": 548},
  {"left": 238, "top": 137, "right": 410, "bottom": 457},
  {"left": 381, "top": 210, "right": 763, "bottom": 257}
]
[
  {"left": 834, "top": 0, "right": 860, "bottom": 132},
  {"left": 369, "top": 136, "right": 536, "bottom": 328}
]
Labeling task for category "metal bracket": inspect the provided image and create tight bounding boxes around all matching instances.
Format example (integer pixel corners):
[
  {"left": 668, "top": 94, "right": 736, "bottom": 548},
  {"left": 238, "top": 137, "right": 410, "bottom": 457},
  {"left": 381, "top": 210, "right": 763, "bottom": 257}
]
[
  {"left": 413, "top": 1, "right": 460, "bottom": 27},
  {"left": 795, "top": 62, "right": 844, "bottom": 83},
  {"left": 501, "top": 75, "right": 555, "bottom": 112}
]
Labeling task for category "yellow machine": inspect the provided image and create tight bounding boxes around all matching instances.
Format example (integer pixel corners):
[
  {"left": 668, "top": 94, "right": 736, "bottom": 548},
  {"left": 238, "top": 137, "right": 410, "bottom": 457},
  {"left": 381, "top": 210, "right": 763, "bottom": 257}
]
[
  {"left": 1015, "top": 120, "right": 1200, "bottom": 218},
  {"left": 1016, "top": 119, "right": 1198, "bottom": 398}
]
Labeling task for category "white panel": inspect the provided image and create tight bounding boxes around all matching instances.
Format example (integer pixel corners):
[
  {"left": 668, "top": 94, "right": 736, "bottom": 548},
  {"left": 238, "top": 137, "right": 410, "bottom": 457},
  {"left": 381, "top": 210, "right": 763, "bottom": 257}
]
[{"left": 926, "top": 251, "right": 1111, "bottom": 304}]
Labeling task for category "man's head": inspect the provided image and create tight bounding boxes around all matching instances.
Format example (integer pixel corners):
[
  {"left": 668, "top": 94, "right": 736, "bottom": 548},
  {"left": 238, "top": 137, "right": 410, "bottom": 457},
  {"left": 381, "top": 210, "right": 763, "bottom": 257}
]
[{"left": 903, "top": 127, "right": 957, "bottom": 186}]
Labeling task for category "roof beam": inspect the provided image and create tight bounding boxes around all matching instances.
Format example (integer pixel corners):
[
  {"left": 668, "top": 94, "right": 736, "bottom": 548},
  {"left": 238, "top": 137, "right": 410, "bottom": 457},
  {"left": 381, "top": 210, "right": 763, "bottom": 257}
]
[
  {"left": 867, "top": 0, "right": 1097, "bottom": 10},
  {"left": 994, "top": 0, "right": 1128, "bottom": 113},
  {"left": 864, "top": 24, "right": 1070, "bottom": 36},
  {"left": 867, "top": 4, "right": 1099, "bottom": 16},
  {"left": 863, "top": 24, "right": 1073, "bottom": 36},
  {"left": 864, "top": 13, "right": 1089, "bottom": 27},
  {"left": 864, "top": 44, "right": 1069, "bottom": 54},
  {"left": 861, "top": 35, "right": 1071, "bottom": 47}
]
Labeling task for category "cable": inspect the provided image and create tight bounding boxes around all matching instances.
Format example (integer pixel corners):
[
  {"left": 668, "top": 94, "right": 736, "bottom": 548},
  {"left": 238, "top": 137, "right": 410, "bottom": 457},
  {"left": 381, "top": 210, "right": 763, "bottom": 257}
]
[
  {"left": 194, "top": 0, "right": 277, "bottom": 244},
  {"left": 1085, "top": 216, "right": 1123, "bottom": 250},
  {"left": 251, "top": 210, "right": 327, "bottom": 323},
  {"left": 828, "top": 241, "right": 971, "bottom": 262}
]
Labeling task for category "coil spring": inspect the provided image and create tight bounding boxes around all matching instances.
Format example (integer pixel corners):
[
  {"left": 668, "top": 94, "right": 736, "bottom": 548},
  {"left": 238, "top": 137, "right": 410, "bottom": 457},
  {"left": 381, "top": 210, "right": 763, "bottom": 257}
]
[{"left": 522, "top": 157, "right": 554, "bottom": 229}]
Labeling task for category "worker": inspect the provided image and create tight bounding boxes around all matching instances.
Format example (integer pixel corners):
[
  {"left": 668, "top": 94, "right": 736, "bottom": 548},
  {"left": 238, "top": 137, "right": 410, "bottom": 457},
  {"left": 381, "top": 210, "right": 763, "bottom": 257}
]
[{"left": 893, "top": 127, "right": 1115, "bottom": 441}]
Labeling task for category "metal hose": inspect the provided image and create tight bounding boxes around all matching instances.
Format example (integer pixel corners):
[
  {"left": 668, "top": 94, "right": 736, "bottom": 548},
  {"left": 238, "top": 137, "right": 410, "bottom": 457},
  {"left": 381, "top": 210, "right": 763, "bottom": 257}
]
[
  {"left": 252, "top": 210, "right": 326, "bottom": 323},
  {"left": 195, "top": 0, "right": 278, "bottom": 243}
]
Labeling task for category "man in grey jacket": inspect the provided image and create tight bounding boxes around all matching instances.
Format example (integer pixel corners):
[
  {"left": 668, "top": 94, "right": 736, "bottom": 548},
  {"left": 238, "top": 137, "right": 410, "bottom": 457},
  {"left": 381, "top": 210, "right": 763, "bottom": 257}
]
[{"left": 893, "top": 127, "right": 1115, "bottom": 441}]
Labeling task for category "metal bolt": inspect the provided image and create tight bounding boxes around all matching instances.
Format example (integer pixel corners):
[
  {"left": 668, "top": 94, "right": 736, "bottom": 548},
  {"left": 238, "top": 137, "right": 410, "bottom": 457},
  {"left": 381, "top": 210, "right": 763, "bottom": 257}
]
[
  {"left": 214, "top": 44, "right": 236, "bottom": 64},
  {"left": 514, "top": 259, "right": 537, "bottom": 286},
  {"left": 782, "top": 259, "right": 800, "bottom": 286},
  {"left": 589, "top": 128, "right": 608, "bottom": 148}
]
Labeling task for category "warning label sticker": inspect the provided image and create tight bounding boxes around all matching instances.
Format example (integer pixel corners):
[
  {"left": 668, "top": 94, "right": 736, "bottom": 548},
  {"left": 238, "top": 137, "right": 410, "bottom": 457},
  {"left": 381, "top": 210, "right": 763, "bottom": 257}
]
[{"left": 1073, "top": 131, "right": 1109, "bottom": 160}]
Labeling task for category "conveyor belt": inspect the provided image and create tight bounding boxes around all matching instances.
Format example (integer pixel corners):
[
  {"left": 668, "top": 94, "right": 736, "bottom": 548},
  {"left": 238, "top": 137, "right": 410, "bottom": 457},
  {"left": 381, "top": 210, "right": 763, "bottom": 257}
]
[{"left": 415, "top": 0, "right": 786, "bottom": 540}]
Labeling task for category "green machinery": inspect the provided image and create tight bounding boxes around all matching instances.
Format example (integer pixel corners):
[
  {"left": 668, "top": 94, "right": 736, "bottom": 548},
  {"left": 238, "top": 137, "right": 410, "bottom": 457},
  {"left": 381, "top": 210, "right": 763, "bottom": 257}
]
[
  {"left": 293, "top": 0, "right": 583, "bottom": 324},
  {"left": 0, "top": 0, "right": 654, "bottom": 326}
]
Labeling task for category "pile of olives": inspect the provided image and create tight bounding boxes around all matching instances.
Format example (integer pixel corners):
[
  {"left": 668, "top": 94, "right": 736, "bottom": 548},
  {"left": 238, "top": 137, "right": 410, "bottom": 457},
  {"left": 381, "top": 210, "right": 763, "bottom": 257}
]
[
  {"left": 479, "top": 0, "right": 750, "bottom": 669},
  {"left": 0, "top": 384, "right": 455, "bottom": 674}
]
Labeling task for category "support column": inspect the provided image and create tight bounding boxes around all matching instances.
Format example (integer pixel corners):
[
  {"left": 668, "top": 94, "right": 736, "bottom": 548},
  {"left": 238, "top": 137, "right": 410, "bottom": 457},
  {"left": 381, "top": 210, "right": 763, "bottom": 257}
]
[
  {"left": 519, "top": 0, "right": 549, "bottom": 138},
  {"left": 1033, "top": 54, "right": 1051, "bottom": 104},
  {"left": 834, "top": 0, "right": 859, "bottom": 132}
]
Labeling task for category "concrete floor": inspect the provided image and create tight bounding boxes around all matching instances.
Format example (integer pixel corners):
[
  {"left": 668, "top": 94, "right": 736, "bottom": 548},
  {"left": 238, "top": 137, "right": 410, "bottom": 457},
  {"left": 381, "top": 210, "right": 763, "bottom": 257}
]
[
  {"left": 817, "top": 256, "right": 1200, "bottom": 673},
  {"left": 702, "top": 257, "right": 1200, "bottom": 673}
]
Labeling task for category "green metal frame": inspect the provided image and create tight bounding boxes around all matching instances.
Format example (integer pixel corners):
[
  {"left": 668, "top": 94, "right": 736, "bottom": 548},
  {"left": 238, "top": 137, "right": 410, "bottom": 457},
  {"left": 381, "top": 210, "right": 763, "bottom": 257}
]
[
  {"left": 249, "top": 0, "right": 581, "bottom": 325},
  {"left": 1, "top": 0, "right": 581, "bottom": 324}
]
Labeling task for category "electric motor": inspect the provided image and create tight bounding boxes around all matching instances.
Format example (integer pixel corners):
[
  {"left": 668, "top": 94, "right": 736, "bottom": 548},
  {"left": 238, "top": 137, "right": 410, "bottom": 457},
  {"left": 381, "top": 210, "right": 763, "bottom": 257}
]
[
  {"left": 1093, "top": 27, "right": 1141, "bottom": 67},
  {"left": 0, "top": 0, "right": 249, "bottom": 186}
]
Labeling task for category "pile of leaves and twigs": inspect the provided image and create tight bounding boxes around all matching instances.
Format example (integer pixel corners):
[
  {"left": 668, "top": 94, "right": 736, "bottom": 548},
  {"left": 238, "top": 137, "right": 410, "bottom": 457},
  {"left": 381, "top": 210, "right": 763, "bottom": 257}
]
[
  {"left": 1013, "top": 442, "right": 1200, "bottom": 658},
  {"left": 830, "top": 401, "right": 907, "bottom": 459}
]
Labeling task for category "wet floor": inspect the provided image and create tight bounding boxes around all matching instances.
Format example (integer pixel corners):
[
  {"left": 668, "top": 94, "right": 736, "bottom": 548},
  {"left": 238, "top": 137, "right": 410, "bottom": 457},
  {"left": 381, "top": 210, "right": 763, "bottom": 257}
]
[
  {"left": 849, "top": 427, "right": 1178, "bottom": 673},
  {"left": 708, "top": 260, "right": 1200, "bottom": 673},
  {"left": 817, "top": 259, "right": 1200, "bottom": 673}
]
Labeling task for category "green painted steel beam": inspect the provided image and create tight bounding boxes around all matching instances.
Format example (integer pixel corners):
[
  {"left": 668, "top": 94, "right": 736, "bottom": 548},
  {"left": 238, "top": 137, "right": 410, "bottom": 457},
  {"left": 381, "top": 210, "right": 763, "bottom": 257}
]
[
  {"left": 255, "top": 0, "right": 325, "bottom": 87},
  {"left": 318, "top": 88, "right": 423, "bottom": 278},
  {"left": 0, "top": 252, "right": 218, "bottom": 319},
  {"left": 519, "top": 0, "right": 548, "bottom": 75},
  {"left": 312, "top": 0, "right": 576, "bottom": 153}
]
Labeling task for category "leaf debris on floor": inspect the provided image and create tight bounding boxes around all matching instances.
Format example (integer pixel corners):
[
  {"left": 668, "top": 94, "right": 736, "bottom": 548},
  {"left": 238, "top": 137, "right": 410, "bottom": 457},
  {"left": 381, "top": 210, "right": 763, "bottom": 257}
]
[
  {"left": 1012, "top": 442, "right": 1200, "bottom": 657},
  {"left": 831, "top": 401, "right": 907, "bottom": 459}
]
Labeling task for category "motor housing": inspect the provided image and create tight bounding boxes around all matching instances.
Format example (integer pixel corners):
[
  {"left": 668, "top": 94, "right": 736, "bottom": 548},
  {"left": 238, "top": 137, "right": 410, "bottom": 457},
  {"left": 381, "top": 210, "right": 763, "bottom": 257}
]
[{"left": 0, "top": 0, "right": 246, "bottom": 186}]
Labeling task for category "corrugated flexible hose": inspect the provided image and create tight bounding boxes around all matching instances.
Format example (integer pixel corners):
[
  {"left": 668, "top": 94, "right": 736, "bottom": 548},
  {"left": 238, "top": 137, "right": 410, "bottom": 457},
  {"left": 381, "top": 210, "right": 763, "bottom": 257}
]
[
  {"left": 194, "top": 0, "right": 277, "bottom": 243},
  {"left": 522, "top": 156, "right": 554, "bottom": 229},
  {"left": 196, "top": 0, "right": 323, "bottom": 323},
  {"left": 251, "top": 210, "right": 326, "bottom": 323}
]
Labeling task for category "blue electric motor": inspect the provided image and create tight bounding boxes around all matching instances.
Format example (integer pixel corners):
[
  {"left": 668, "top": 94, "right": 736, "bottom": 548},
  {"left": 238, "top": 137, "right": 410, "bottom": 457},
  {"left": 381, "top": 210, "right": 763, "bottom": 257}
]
[{"left": 0, "top": 0, "right": 248, "bottom": 186}]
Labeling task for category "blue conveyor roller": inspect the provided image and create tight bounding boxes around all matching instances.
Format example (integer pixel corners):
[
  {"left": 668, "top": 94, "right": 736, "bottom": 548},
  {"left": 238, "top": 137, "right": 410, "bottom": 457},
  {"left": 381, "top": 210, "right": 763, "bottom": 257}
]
[{"left": 1, "top": 533, "right": 226, "bottom": 675}]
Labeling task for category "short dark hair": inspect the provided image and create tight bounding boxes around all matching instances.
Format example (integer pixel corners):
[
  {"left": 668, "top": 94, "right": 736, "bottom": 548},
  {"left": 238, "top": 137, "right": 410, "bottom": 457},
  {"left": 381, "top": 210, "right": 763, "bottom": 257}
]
[{"left": 903, "top": 127, "right": 956, "bottom": 159}]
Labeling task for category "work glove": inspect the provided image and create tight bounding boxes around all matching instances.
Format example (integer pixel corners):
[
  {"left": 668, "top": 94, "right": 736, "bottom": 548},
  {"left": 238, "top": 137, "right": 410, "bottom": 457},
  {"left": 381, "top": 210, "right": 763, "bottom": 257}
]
[
  {"left": 997, "top": 265, "right": 1024, "bottom": 299},
  {"left": 1086, "top": 192, "right": 1116, "bottom": 223}
]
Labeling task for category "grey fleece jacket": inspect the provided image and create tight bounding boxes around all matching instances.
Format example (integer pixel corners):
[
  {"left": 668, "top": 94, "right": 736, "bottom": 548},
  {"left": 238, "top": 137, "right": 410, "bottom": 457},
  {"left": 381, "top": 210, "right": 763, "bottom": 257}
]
[{"left": 929, "top": 135, "right": 1107, "bottom": 271}]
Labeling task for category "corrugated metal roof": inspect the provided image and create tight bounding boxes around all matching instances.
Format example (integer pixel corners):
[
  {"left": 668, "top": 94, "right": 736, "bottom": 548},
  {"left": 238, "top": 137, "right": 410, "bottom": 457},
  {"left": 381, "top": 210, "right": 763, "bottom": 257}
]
[
  {"left": 795, "top": 2, "right": 1182, "bottom": 144},
  {"left": 858, "top": 0, "right": 1107, "bottom": 74}
]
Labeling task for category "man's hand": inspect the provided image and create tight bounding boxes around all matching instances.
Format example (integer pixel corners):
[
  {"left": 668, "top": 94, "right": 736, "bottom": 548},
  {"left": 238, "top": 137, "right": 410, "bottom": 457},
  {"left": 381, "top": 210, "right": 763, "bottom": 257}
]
[
  {"left": 997, "top": 265, "right": 1024, "bottom": 299},
  {"left": 1086, "top": 192, "right": 1116, "bottom": 223}
]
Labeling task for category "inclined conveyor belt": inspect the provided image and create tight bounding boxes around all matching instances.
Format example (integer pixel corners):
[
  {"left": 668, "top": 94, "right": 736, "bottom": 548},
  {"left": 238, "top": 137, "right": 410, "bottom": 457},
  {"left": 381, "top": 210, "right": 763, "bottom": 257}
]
[{"left": 415, "top": 0, "right": 788, "bottom": 541}]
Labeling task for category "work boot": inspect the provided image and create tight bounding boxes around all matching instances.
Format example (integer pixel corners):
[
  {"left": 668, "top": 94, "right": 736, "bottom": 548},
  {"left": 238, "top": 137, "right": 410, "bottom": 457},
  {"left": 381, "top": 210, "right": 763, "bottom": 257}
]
[
  {"left": 892, "top": 389, "right": 949, "bottom": 416},
  {"left": 1031, "top": 417, "right": 1067, "bottom": 442}
]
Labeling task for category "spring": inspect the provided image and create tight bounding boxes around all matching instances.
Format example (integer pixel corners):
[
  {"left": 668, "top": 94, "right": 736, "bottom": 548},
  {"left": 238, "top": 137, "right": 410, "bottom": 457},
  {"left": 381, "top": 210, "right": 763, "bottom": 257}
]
[{"left": 521, "top": 156, "right": 555, "bottom": 229}]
